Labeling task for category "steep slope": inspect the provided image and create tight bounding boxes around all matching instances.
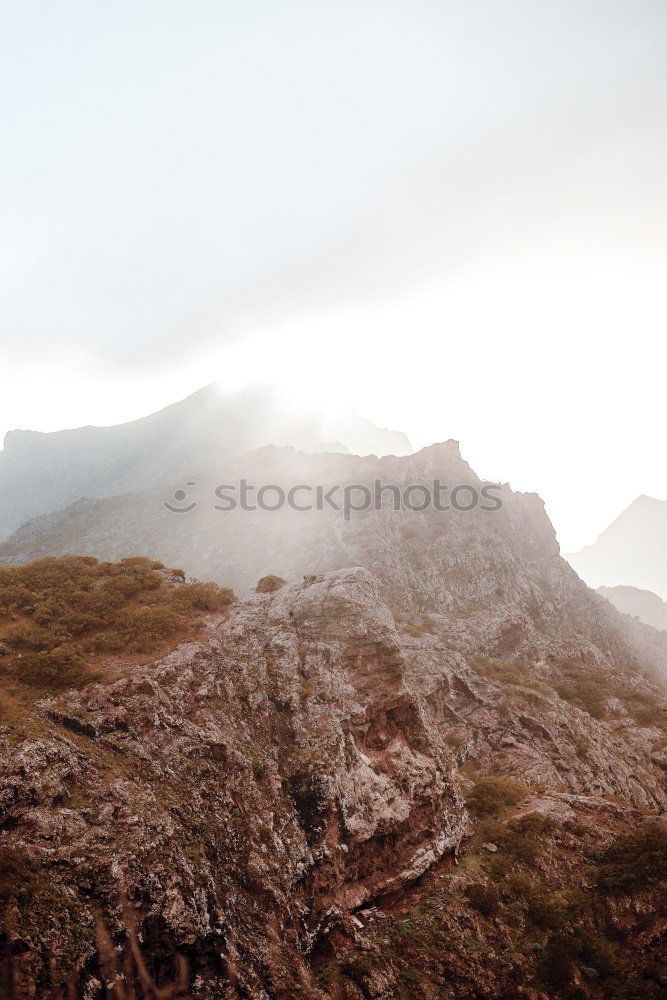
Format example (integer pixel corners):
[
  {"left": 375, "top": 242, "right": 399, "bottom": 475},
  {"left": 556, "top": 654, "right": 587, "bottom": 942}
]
[
  {"left": 567, "top": 495, "right": 667, "bottom": 599},
  {"left": 0, "top": 561, "right": 665, "bottom": 998},
  {"left": 315, "top": 800, "right": 667, "bottom": 999},
  {"left": 599, "top": 585, "right": 667, "bottom": 631},
  {"left": 0, "top": 384, "right": 411, "bottom": 541}
]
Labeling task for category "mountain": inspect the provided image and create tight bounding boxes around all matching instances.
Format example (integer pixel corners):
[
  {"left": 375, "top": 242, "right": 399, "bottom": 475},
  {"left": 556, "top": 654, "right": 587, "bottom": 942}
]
[
  {"left": 599, "top": 584, "right": 667, "bottom": 631},
  {"left": 2, "top": 440, "right": 666, "bottom": 684},
  {"left": 2, "top": 431, "right": 667, "bottom": 995},
  {"left": 0, "top": 383, "right": 412, "bottom": 542},
  {"left": 567, "top": 495, "right": 667, "bottom": 600},
  {"left": 0, "top": 556, "right": 665, "bottom": 998}
]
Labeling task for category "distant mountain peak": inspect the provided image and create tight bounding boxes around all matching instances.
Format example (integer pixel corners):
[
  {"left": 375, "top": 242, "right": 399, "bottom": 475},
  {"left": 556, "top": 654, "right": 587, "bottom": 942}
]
[
  {"left": 628, "top": 493, "right": 663, "bottom": 510},
  {"left": 598, "top": 584, "right": 667, "bottom": 631},
  {"left": 567, "top": 494, "right": 667, "bottom": 600}
]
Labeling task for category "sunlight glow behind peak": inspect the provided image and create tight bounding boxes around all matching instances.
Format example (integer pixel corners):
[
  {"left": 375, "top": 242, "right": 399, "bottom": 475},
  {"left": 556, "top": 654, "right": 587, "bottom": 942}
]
[{"left": 2, "top": 256, "right": 665, "bottom": 554}]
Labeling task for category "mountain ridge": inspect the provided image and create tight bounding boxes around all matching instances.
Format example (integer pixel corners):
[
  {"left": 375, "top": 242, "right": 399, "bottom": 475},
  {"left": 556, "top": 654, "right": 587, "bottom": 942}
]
[
  {"left": 2, "top": 440, "right": 666, "bottom": 686},
  {"left": 0, "top": 384, "right": 412, "bottom": 542},
  {"left": 599, "top": 584, "right": 667, "bottom": 631}
]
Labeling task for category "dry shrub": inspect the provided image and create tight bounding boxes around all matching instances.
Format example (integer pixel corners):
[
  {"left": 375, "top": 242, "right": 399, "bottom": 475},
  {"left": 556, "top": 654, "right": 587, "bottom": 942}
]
[
  {"left": 595, "top": 821, "right": 667, "bottom": 894},
  {"left": 20, "top": 643, "right": 87, "bottom": 687},
  {"left": 466, "top": 776, "right": 526, "bottom": 818},
  {"left": 464, "top": 881, "right": 500, "bottom": 917},
  {"left": 471, "top": 655, "right": 546, "bottom": 691},
  {"left": 0, "top": 847, "right": 35, "bottom": 908},
  {"left": 526, "top": 892, "right": 569, "bottom": 930},
  {"left": 255, "top": 575, "right": 287, "bottom": 594},
  {"left": 171, "top": 581, "right": 234, "bottom": 612},
  {"left": 0, "top": 556, "right": 235, "bottom": 691}
]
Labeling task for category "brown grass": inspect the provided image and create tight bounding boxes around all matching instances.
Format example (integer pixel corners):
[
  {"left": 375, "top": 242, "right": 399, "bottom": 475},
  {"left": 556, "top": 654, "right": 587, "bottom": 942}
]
[{"left": 0, "top": 556, "right": 234, "bottom": 696}]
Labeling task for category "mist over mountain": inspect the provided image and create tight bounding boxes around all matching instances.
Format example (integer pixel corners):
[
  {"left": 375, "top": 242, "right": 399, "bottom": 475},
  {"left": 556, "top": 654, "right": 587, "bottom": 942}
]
[
  {"left": 2, "top": 398, "right": 667, "bottom": 996},
  {"left": 567, "top": 495, "right": 667, "bottom": 600},
  {"left": 2, "top": 441, "right": 667, "bottom": 996},
  {"left": 599, "top": 585, "right": 667, "bottom": 632},
  {"left": 2, "top": 1, "right": 666, "bottom": 994},
  {"left": 0, "top": 384, "right": 411, "bottom": 542},
  {"left": 2, "top": 435, "right": 666, "bottom": 687}
]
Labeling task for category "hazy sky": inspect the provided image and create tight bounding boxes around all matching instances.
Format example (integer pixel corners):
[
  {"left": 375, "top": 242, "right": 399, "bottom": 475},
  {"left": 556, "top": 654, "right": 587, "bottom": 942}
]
[{"left": 1, "top": 0, "right": 666, "bottom": 551}]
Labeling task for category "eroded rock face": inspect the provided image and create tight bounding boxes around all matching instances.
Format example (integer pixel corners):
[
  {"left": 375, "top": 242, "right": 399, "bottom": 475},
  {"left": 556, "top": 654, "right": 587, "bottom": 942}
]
[
  {"left": 398, "top": 623, "right": 667, "bottom": 811},
  {"left": 2, "top": 561, "right": 666, "bottom": 998},
  {"left": 0, "top": 569, "right": 464, "bottom": 998},
  {"left": 325, "top": 799, "right": 667, "bottom": 1000}
]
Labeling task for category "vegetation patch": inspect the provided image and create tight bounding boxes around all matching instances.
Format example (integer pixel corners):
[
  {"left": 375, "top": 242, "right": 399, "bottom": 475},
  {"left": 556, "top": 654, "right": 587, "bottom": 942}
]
[
  {"left": 595, "top": 821, "right": 667, "bottom": 894},
  {"left": 464, "top": 881, "right": 501, "bottom": 917},
  {"left": 316, "top": 804, "right": 667, "bottom": 999},
  {"left": 465, "top": 776, "right": 526, "bottom": 818},
  {"left": 255, "top": 575, "right": 287, "bottom": 593},
  {"left": 0, "top": 847, "right": 36, "bottom": 912},
  {"left": 471, "top": 655, "right": 548, "bottom": 691},
  {"left": 554, "top": 663, "right": 608, "bottom": 719},
  {"left": 554, "top": 658, "right": 667, "bottom": 730},
  {"left": 0, "top": 556, "right": 234, "bottom": 692}
]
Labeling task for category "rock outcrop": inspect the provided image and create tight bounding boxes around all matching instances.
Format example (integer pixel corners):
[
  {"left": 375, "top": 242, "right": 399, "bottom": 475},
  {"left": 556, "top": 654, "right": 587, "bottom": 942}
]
[
  {"left": 1, "top": 562, "right": 665, "bottom": 997},
  {"left": 0, "top": 569, "right": 464, "bottom": 998}
]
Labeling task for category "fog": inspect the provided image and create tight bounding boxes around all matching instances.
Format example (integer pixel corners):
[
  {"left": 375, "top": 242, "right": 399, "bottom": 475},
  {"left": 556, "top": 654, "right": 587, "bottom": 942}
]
[{"left": 1, "top": 0, "right": 666, "bottom": 551}]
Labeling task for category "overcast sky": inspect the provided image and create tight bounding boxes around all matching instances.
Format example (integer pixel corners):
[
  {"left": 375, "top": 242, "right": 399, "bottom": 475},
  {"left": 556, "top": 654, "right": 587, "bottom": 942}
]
[{"left": 1, "top": 0, "right": 666, "bottom": 551}]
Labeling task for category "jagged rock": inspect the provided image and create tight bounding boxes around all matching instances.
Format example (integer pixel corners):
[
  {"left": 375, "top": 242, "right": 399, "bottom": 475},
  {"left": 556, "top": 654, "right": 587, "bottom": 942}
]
[
  {"left": 0, "top": 569, "right": 464, "bottom": 997},
  {"left": 1, "top": 437, "right": 666, "bottom": 997},
  {"left": 0, "top": 559, "right": 665, "bottom": 996}
]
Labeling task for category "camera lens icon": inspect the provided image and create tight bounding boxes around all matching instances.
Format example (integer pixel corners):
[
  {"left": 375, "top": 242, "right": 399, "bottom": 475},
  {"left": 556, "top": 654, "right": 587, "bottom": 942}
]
[{"left": 164, "top": 482, "right": 197, "bottom": 513}]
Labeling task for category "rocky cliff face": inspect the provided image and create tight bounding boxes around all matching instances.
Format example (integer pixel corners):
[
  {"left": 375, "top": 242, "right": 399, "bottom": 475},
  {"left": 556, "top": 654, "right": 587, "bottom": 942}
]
[
  {"left": 1, "top": 559, "right": 665, "bottom": 998},
  {"left": 2, "top": 438, "right": 666, "bottom": 997},
  {"left": 0, "top": 569, "right": 464, "bottom": 998}
]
